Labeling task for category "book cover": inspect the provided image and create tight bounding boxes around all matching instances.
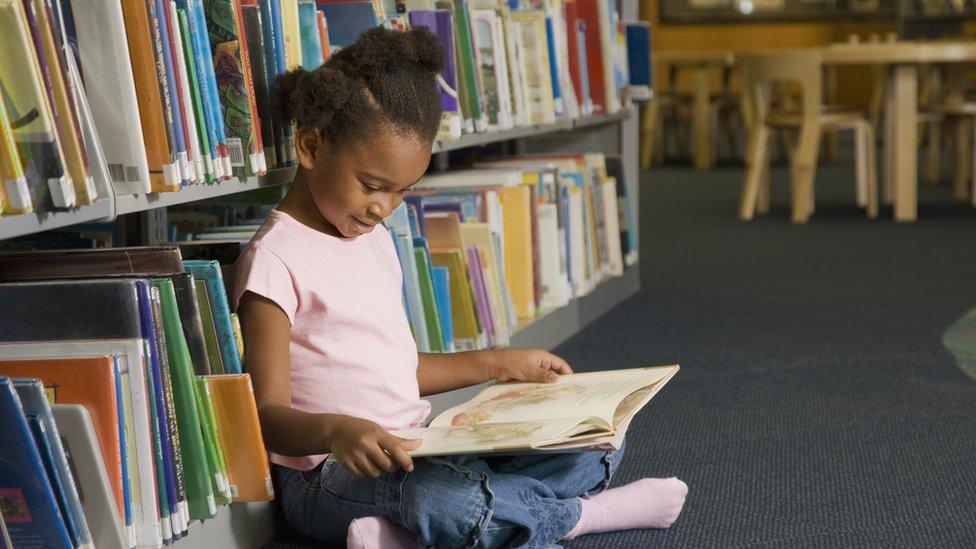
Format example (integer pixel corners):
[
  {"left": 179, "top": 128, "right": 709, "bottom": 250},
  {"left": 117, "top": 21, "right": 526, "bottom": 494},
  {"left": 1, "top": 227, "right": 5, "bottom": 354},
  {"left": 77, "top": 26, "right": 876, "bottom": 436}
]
[
  {"left": 458, "top": 222, "right": 510, "bottom": 346},
  {"left": 267, "top": 0, "right": 295, "bottom": 164},
  {"left": 25, "top": 0, "right": 95, "bottom": 205},
  {"left": 51, "top": 404, "right": 128, "bottom": 549},
  {"left": 624, "top": 21, "right": 649, "bottom": 101},
  {"left": 176, "top": 0, "right": 224, "bottom": 181},
  {"left": 317, "top": 1, "right": 375, "bottom": 52},
  {"left": 0, "top": 94, "right": 31, "bottom": 214},
  {"left": 0, "top": 245, "right": 184, "bottom": 282},
  {"left": 437, "top": 0, "right": 484, "bottom": 132},
  {"left": 470, "top": 9, "right": 507, "bottom": 130},
  {"left": 14, "top": 379, "right": 92, "bottom": 549},
  {"left": 543, "top": 13, "right": 564, "bottom": 116},
  {"left": 195, "top": 280, "right": 226, "bottom": 374},
  {"left": 0, "top": 0, "right": 71, "bottom": 209},
  {"left": 152, "top": 278, "right": 216, "bottom": 521},
  {"left": 0, "top": 339, "right": 162, "bottom": 548},
  {"left": 173, "top": 273, "right": 213, "bottom": 376},
  {"left": 385, "top": 204, "right": 431, "bottom": 352},
  {"left": 186, "top": 0, "right": 233, "bottom": 180},
  {"left": 413, "top": 238, "right": 445, "bottom": 353},
  {"left": 204, "top": 0, "right": 260, "bottom": 177},
  {"left": 429, "top": 248, "right": 482, "bottom": 351},
  {"left": 232, "top": 0, "right": 268, "bottom": 175},
  {"left": 0, "top": 357, "right": 124, "bottom": 531},
  {"left": 241, "top": 3, "right": 279, "bottom": 168},
  {"left": 0, "top": 377, "right": 73, "bottom": 548},
  {"left": 298, "top": 0, "right": 324, "bottom": 69},
  {"left": 394, "top": 366, "right": 679, "bottom": 456},
  {"left": 605, "top": 155, "right": 637, "bottom": 266},
  {"left": 431, "top": 265, "right": 453, "bottom": 352},
  {"left": 153, "top": 0, "right": 192, "bottom": 187},
  {"left": 193, "top": 377, "right": 232, "bottom": 505},
  {"left": 508, "top": 11, "right": 555, "bottom": 125},
  {"left": 316, "top": 9, "right": 329, "bottom": 60},
  {"left": 118, "top": 0, "right": 180, "bottom": 191},
  {"left": 407, "top": 10, "right": 461, "bottom": 140},
  {"left": 184, "top": 260, "right": 243, "bottom": 374},
  {"left": 575, "top": 0, "right": 616, "bottom": 113},
  {"left": 280, "top": 0, "right": 302, "bottom": 68},
  {"left": 205, "top": 374, "right": 274, "bottom": 502},
  {"left": 465, "top": 244, "right": 496, "bottom": 347}
]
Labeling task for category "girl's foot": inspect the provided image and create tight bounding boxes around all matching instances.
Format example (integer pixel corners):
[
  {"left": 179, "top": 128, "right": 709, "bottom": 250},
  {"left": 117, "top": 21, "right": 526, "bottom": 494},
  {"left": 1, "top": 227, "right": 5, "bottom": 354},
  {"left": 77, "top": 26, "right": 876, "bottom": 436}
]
[
  {"left": 346, "top": 516, "right": 419, "bottom": 549},
  {"left": 563, "top": 477, "right": 689, "bottom": 540}
]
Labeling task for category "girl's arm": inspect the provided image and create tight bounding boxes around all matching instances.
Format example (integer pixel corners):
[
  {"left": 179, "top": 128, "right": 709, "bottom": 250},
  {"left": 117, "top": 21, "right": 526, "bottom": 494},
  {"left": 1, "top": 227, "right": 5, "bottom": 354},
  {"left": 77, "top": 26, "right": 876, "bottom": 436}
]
[
  {"left": 417, "top": 349, "right": 574, "bottom": 396},
  {"left": 239, "top": 292, "right": 419, "bottom": 477}
]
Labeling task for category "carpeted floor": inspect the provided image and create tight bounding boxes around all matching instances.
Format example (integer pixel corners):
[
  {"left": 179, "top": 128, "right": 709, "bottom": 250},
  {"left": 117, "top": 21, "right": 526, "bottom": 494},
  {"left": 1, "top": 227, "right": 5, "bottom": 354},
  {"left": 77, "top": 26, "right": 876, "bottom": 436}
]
[
  {"left": 266, "top": 154, "right": 976, "bottom": 548},
  {"left": 558, "top": 156, "right": 976, "bottom": 548}
]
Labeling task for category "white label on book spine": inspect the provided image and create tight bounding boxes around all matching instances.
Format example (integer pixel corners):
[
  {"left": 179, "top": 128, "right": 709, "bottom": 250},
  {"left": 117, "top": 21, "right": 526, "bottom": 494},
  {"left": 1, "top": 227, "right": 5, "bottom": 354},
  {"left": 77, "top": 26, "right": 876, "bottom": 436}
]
[
  {"left": 250, "top": 152, "right": 262, "bottom": 174},
  {"left": 48, "top": 176, "right": 75, "bottom": 208},
  {"left": 207, "top": 495, "right": 216, "bottom": 516},
  {"left": 266, "top": 477, "right": 275, "bottom": 498},
  {"left": 160, "top": 512, "right": 172, "bottom": 543},
  {"left": 5, "top": 178, "right": 31, "bottom": 211},
  {"left": 222, "top": 154, "right": 233, "bottom": 177},
  {"left": 84, "top": 176, "right": 98, "bottom": 200},
  {"left": 163, "top": 163, "right": 180, "bottom": 188},
  {"left": 178, "top": 152, "right": 192, "bottom": 183},
  {"left": 227, "top": 138, "right": 245, "bottom": 167},
  {"left": 203, "top": 154, "right": 214, "bottom": 181}
]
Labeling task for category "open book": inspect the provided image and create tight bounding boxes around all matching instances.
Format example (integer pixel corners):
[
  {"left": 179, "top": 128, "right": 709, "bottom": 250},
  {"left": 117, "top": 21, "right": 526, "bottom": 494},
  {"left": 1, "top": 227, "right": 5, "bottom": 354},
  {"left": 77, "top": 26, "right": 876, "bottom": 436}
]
[{"left": 394, "top": 365, "right": 679, "bottom": 457}]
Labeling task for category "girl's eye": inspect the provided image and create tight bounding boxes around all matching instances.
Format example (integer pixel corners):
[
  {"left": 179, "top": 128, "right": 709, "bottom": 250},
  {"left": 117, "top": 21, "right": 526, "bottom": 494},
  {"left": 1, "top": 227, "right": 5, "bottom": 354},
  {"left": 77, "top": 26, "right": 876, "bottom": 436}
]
[{"left": 360, "top": 181, "right": 380, "bottom": 193}]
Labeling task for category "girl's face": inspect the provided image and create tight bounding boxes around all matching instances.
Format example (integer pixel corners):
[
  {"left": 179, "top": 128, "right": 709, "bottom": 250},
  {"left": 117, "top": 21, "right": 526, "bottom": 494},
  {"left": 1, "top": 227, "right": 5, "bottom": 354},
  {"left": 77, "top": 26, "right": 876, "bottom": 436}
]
[{"left": 297, "top": 125, "right": 432, "bottom": 238}]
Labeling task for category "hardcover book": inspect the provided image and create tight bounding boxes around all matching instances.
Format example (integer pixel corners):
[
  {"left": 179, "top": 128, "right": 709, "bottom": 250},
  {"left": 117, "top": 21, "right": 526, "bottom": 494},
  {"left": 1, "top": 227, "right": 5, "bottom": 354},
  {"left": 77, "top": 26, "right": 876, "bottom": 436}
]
[{"left": 394, "top": 366, "right": 679, "bottom": 456}]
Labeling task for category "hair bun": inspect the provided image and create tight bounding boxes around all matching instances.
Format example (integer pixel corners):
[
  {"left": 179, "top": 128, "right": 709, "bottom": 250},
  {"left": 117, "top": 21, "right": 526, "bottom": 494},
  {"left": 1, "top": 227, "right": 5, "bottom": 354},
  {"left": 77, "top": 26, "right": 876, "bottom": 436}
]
[
  {"left": 271, "top": 67, "right": 351, "bottom": 127},
  {"left": 348, "top": 27, "right": 445, "bottom": 78}
]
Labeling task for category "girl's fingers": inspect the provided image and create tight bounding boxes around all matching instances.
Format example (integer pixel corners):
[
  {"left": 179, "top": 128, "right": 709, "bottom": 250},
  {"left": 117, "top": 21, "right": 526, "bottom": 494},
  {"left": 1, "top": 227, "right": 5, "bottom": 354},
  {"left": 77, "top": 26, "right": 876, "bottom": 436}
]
[
  {"left": 547, "top": 354, "right": 573, "bottom": 375},
  {"left": 380, "top": 436, "right": 417, "bottom": 472},
  {"left": 355, "top": 454, "right": 382, "bottom": 478},
  {"left": 366, "top": 445, "right": 395, "bottom": 472},
  {"left": 342, "top": 458, "right": 365, "bottom": 479}
]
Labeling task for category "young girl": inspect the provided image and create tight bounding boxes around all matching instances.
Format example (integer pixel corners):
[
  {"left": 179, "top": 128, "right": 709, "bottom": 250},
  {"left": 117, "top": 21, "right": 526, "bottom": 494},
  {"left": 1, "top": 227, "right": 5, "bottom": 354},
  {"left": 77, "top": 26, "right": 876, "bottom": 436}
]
[{"left": 234, "top": 27, "right": 687, "bottom": 548}]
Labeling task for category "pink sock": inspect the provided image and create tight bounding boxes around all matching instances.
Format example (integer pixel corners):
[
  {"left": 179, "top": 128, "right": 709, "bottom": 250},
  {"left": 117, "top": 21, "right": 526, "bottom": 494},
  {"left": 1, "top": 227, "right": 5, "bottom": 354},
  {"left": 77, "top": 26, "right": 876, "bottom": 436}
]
[
  {"left": 346, "top": 516, "right": 419, "bottom": 549},
  {"left": 562, "top": 477, "right": 688, "bottom": 540}
]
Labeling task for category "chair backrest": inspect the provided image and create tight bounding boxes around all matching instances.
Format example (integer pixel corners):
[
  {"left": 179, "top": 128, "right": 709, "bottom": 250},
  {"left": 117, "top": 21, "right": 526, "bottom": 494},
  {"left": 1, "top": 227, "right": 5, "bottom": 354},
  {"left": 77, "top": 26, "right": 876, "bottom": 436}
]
[{"left": 737, "top": 51, "right": 823, "bottom": 125}]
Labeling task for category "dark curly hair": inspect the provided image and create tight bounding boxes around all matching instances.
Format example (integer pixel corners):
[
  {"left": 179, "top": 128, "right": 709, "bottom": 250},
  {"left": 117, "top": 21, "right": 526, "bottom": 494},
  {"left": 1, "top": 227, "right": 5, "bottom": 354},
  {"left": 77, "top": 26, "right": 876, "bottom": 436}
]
[{"left": 271, "top": 26, "right": 445, "bottom": 148}]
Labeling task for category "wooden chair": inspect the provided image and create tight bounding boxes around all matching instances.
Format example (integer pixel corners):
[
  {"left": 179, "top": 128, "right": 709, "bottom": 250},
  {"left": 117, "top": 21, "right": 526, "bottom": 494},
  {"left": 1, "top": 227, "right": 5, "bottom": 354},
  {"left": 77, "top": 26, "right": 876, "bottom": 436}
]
[
  {"left": 738, "top": 51, "right": 878, "bottom": 223},
  {"left": 920, "top": 64, "right": 976, "bottom": 206}
]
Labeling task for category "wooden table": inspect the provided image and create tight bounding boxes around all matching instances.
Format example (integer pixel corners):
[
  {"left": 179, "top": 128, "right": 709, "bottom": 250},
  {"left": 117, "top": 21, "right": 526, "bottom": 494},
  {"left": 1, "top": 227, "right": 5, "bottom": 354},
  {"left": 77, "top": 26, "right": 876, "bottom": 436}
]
[
  {"left": 819, "top": 41, "right": 976, "bottom": 222},
  {"left": 653, "top": 50, "right": 736, "bottom": 171}
]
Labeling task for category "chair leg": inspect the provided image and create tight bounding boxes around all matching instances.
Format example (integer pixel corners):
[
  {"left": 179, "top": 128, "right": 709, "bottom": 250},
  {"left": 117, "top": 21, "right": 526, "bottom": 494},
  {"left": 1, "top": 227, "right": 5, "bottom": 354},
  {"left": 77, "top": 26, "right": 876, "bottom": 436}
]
[
  {"left": 791, "top": 125, "right": 821, "bottom": 223},
  {"left": 953, "top": 116, "right": 970, "bottom": 202},
  {"left": 924, "top": 119, "right": 941, "bottom": 185},
  {"left": 740, "top": 125, "right": 770, "bottom": 220},
  {"left": 865, "top": 123, "right": 879, "bottom": 219},
  {"left": 854, "top": 125, "right": 868, "bottom": 208},
  {"left": 758, "top": 150, "right": 771, "bottom": 214}
]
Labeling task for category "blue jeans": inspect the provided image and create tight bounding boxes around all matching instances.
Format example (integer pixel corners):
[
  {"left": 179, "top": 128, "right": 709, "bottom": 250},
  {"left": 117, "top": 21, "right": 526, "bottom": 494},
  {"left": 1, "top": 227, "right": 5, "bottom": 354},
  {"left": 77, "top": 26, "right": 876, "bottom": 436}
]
[{"left": 274, "top": 443, "right": 626, "bottom": 548}]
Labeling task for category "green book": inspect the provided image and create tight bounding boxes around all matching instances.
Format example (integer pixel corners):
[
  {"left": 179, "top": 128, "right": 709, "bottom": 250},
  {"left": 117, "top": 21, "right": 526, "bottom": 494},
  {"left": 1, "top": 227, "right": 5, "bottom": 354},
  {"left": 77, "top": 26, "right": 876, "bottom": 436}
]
[
  {"left": 153, "top": 279, "right": 216, "bottom": 521},
  {"left": 194, "top": 377, "right": 232, "bottom": 506},
  {"left": 438, "top": 0, "right": 483, "bottom": 133},
  {"left": 414, "top": 245, "right": 444, "bottom": 353},
  {"left": 196, "top": 280, "right": 225, "bottom": 374},
  {"left": 178, "top": 8, "right": 216, "bottom": 184}
]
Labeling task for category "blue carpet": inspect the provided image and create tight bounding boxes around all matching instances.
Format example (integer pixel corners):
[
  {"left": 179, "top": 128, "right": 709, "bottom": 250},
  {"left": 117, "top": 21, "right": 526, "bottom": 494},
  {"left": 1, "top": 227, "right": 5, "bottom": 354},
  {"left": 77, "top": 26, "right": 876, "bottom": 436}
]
[{"left": 558, "top": 158, "right": 976, "bottom": 548}]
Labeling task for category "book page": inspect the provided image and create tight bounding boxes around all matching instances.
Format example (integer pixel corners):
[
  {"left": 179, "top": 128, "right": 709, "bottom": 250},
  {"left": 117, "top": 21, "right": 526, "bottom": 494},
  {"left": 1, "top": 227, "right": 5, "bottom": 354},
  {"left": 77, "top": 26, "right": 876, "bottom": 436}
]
[
  {"left": 428, "top": 366, "right": 678, "bottom": 429},
  {"left": 393, "top": 417, "right": 602, "bottom": 457}
]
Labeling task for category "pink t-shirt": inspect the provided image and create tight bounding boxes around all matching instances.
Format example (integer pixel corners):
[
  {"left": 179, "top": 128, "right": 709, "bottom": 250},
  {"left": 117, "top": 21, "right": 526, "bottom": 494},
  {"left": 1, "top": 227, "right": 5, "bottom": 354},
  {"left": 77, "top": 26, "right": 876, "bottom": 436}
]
[{"left": 232, "top": 209, "right": 431, "bottom": 471}]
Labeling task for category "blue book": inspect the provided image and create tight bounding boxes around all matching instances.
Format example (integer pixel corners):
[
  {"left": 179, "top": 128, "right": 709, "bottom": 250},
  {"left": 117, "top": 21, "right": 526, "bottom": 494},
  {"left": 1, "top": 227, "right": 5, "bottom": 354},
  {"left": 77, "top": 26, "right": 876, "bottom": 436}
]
[
  {"left": 317, "top": 2, "right": 376, "bottom": 52},
  {"left": 176, "top": 1, "right": 221, "bottom": 179},
  {"left": 386, "top": 206, "right": 430, "bottom": 352},
  {"left": 431, "top": 266, "right": 453, "bottom": 352},
  {"left": 625, "top": 22, "right": 651, "bottom": 101},
  {"left": 298, "top": 0, "right": 323, "bottom": 70},
  {"left": 133, "top": 281, "right": 180, "bottom": 541},
  {"left": 183, "top": 261, "right": 242, "bottom": 374},
  {"left": 258, "top": 0, "right": 285, "bottom": 164},
  {"left": 16, "top": 376, "right": 91, "bottom": 549},
  {"left": 404, "top": 198, "right": 427, "bottom": 238},
  {"left": 544, "top": 16, "right": 563, "bottom": 115},
  {"left": 0, "top": 377, "right": 73, "bottom": 548},
  {"left": 153, "top": 0, "right": 191, "bottom": 186},
  {"left": 187, "top": 0, "right": 229, "bottom": 177}
]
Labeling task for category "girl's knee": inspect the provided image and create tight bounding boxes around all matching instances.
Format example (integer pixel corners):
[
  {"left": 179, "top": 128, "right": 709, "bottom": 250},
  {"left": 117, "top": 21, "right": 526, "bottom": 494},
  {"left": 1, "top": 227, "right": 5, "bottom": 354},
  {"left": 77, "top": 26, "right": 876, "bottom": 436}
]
[{"left": 399, "top": 457, "right": 494, "bottom": 548}]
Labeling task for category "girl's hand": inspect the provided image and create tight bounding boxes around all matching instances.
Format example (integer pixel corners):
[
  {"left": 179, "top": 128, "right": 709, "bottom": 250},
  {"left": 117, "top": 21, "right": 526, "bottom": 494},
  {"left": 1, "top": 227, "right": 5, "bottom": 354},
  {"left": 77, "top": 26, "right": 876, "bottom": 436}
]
[
  {"left": 491, "top": 348, "right": 573, "bottom": 384},
  {"left": 328, "top": 416, "right": 421, "bottom": 478}
]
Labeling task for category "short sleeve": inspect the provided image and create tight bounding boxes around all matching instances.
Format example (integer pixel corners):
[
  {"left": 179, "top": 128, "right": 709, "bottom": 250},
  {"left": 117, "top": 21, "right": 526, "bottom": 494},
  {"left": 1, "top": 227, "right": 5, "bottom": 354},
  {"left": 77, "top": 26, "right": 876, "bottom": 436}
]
[{"left": 232, "top": 243, "right": 299, "bottom": 325}]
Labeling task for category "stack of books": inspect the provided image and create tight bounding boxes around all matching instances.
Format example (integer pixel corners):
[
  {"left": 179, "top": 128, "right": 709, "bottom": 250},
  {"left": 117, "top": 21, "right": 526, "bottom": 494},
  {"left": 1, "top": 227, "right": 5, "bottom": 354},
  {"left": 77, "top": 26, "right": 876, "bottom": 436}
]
[
  {"left": 0, "top": 0, "right": 651, "bottom": 219},
  {"left": 0, "top": 246, "right": 272, "bottom": 549}
]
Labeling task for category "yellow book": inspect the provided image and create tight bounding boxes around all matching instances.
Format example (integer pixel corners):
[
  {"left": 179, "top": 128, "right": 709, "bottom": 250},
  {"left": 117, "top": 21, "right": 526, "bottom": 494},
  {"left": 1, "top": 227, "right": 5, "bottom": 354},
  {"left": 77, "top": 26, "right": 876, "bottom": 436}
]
[
  {"left": 205, "top": 374, "right": 273, "bottom": 502},
  {"left": 498, "top": 185, "right": 535, "bottom": 319},
  {"left": 28, "top": 0, "right": 96, "bottom": 205},
  {"left": 280, "top": 0, "right": 303, "bottom": 70},
  {"left": 459, "top": 223, "right": 510, "bottom": 346},
  {"left": 430, "top": 250, "right": 482, "bottom": 351},
  {"left": 0, "top": 96, "right": 31, "bottom": 214}
]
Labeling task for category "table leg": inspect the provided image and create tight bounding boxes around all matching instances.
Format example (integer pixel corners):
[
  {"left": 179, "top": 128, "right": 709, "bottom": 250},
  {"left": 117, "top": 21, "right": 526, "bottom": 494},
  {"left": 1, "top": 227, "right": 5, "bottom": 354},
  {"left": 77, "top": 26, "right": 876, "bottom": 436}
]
[
  {"left": 891, "top": 65, "right": 918, "bottom": 222},
  {"left": 693, "top": 67, "right": 712, "bottom": 171},
  {"left": 945, "top": 66, "right": 970, "bottom": 201},
  {"left": 883, "top": 67, "right": 896, "bottom": 205}
]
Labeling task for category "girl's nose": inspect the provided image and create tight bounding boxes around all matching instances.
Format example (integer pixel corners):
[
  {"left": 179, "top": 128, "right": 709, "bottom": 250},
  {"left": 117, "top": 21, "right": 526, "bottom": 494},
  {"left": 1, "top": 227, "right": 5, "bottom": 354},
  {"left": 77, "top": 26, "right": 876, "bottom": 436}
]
[{"left": 370, "top": 193, "right": 400, "bottom": 220}]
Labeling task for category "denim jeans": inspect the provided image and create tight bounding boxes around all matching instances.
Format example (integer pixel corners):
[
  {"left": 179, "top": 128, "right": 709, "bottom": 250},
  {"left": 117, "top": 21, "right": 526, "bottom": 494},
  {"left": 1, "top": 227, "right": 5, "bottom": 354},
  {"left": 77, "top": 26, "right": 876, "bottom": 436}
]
[{"left": 274, "top": 442, "right": 626, "bottom": 548}]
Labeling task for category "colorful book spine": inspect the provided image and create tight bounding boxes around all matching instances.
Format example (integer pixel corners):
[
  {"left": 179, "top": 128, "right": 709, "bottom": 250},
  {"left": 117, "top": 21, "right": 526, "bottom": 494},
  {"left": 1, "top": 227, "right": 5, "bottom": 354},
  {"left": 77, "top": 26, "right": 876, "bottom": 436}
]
[
  {"left": 316, "top": 9, "right": 329, "bottom": 61},
  {"left": 280, "top": 0, "right": 302, "bottom": 68},
  {"left": 0, "top": 92, "right": 31, "bottom": 214},
  {"left": 178, "top": 8, "right": 217, "bottom": 183},
  {"left": 169, "top": 1, "right": 205, "bottom": 185},
  {"left": 188, "top": 0, "right": 232, "bottom": 179},
  {"left": 298, "top": 0, "right": 323, "bottom": 69},
  {"left": 242, "top": 2, "right": 278, "bottom": 169},
  {"left": 184, "top": 260, "right": 243, "bottom": 374},
  {"left": 144, "top": 0, "right": 186, "bottom": 190},
  {"left": 232, "top": 0, "right": 268, "bottom": 175}
]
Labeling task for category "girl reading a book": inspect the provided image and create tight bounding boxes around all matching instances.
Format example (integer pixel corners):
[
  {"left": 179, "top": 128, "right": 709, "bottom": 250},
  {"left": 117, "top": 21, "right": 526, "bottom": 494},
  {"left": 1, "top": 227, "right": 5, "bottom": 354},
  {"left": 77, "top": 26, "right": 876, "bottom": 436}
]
[{"left": 233, "top": 27, "right": 686, "bottom": 548}]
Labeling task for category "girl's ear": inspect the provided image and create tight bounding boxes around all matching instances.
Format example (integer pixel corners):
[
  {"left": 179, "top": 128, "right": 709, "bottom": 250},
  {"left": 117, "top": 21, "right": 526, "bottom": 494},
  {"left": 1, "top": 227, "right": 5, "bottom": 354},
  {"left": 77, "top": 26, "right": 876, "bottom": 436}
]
[{"left": 295, "top": 125, "right": 326, "bottom": 170}]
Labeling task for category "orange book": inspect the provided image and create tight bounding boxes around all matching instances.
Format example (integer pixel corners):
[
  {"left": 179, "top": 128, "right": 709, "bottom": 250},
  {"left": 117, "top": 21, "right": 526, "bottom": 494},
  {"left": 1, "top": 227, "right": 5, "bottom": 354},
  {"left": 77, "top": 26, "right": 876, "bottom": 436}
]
[
  {"left": 120, "top": 0, "right": 178, "bottom": 192},
  {"left": 0, "top": 356, "right": 124, "bottom": 518},
  {"left": 205, "top": 374, "right": 273, "bottom": 502}
]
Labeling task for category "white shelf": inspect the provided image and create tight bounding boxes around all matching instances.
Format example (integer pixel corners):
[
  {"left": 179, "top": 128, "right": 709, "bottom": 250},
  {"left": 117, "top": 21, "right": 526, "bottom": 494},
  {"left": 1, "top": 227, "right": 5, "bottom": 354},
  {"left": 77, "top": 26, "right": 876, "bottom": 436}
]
[
  {"left": 431, "top": 110, "right": 633, "bottom": 153},
  {"left": 115, "top": 168, "right": 297, "bottom": 216},
  {"left": 0, "top": 199, "right": 114, "bottom": 241}
]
